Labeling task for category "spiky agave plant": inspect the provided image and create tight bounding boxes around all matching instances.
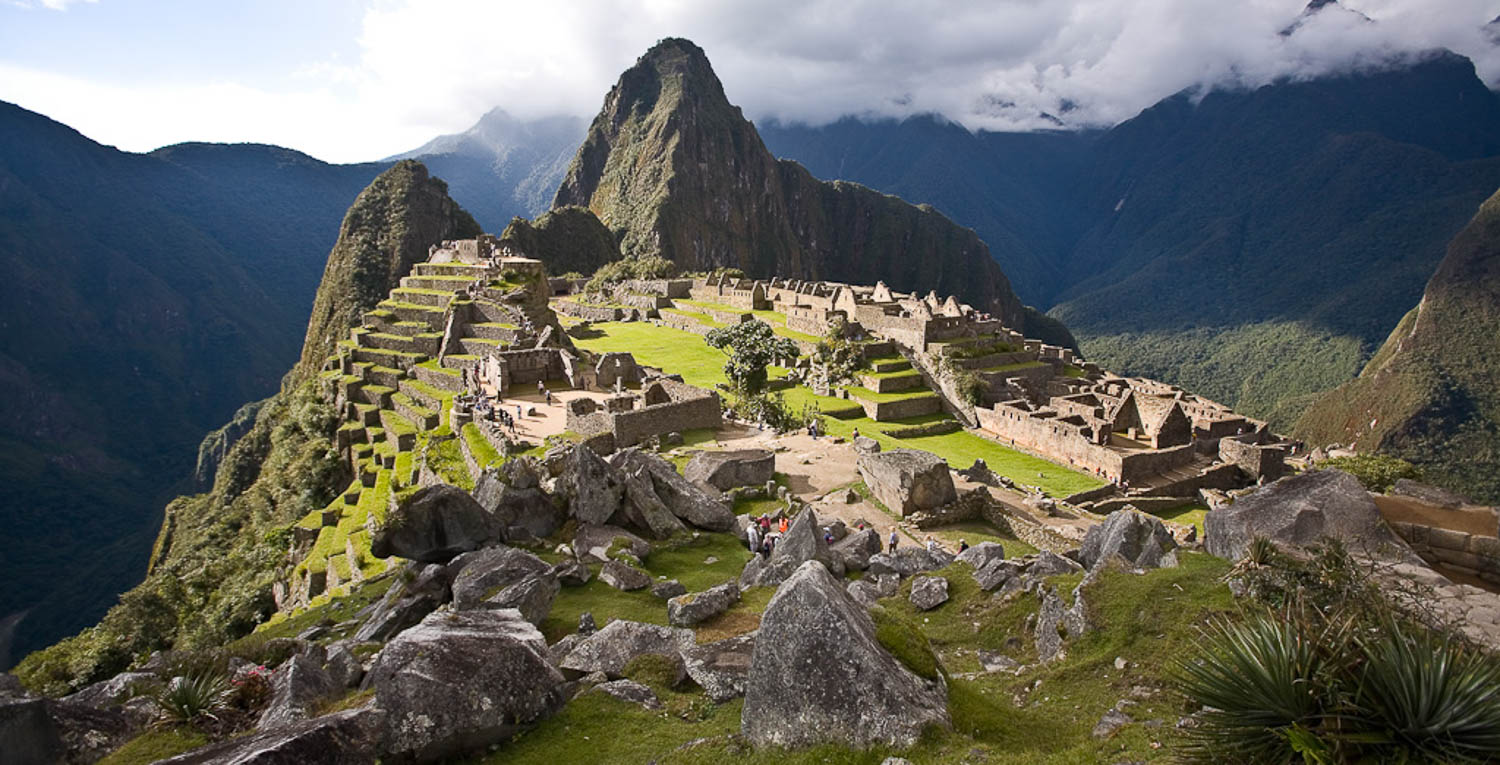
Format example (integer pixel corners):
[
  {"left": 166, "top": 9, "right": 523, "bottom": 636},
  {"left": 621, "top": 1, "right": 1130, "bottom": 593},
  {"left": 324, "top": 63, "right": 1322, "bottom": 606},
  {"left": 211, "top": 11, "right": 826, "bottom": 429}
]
[
  {"left": 1347, "top": 618, "right": 1500, "bottom": 763},
  {"left": 155, "top": 669, "right": 232, "bottom": 724},
  {"left": 1172, "top": 613, "right": 1329, "bottom": 764}
]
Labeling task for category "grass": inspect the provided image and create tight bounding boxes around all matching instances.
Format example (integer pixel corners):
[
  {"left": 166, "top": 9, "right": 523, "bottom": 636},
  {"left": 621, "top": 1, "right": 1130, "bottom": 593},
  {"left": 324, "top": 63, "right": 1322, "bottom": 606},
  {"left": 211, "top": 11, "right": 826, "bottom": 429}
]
[
  {"left": 97, "top": 726, "right": 210, "bottom": 765},
  {"left": 1151, "top": 502, "right": 1209, "bottom": 537},
  {"left": 469, "top": 552, "right": 1238, "bottom": 764},
  {"left": 974, "top": 360, "right": 1047, "bottom": 374},
  {"left": 923, "top": 521, "right": 1038, "bottom": 558},
  {"left": 540, "top": 532, "right": 752, "bottom": 643},
  {"left": 462, "top": 422, "right": 503, "bottom": 470},
  {"left": 843, "top": 385, "right": 938, "bottom": 404}
]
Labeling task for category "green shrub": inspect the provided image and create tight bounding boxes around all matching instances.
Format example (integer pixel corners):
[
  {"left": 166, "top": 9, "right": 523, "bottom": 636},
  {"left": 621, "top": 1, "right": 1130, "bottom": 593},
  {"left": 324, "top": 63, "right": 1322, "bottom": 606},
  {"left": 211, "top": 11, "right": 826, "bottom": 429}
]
[
  {"left": 584, "top": 255, "right": 677, "bottom": 294},
  {"left": 1315, "top": 454, "right": 1421, "bottom": 493}
]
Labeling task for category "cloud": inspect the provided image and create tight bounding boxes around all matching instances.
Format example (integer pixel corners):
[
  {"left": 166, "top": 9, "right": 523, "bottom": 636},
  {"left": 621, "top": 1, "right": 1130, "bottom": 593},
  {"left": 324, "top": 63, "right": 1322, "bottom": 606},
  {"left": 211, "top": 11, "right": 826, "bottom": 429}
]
[
  {"left": 27, "top": 0, "right": 96, "bottom": 10},
  {"left": 3, "top": 0, "right": 1498, "bottom": 162},
  {"left": 346, "top": 0, "right": 1500, "bottom": 139}
]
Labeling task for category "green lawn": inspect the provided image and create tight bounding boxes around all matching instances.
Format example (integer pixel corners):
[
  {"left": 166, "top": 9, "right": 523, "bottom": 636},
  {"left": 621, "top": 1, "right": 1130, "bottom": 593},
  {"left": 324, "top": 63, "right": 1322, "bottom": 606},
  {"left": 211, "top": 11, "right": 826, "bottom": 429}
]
[
  {"left": 1151, "top": 502, "right": 1209, "bottom": 537},
  {"left": 572, "top": 322, "right": 1103, "bottom": 498}
]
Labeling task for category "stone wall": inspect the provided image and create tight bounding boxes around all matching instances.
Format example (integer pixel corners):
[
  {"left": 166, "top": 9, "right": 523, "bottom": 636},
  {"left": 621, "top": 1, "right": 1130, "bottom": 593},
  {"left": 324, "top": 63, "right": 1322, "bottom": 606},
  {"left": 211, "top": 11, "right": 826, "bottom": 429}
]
[
  {"left": 859, "top": 394, "right": 942, "bottom": 421},
  {"left": 1219, "top": 436, "right": 1287, "bottom": 483},
  {"left": 565, "top": 379, "right": 722, "bottom": 451},
  {"left": 1389, "top": 522, "right": 1500, "bottom": 585},
  {"left": 554, "top": 300, "right": 639, "bottom": 322},
  {"left": 659, "top": 313, "right": 715, "bottom": 336}
]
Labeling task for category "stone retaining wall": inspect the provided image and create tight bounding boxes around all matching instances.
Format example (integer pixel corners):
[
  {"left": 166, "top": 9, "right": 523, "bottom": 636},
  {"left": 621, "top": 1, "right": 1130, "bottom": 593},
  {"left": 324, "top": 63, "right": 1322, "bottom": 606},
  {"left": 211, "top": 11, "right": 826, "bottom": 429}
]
[
  {"left": 858, "top": 394, "right": 942, "bottom": 421},
  {"left": 1389, "top": 522, "right": 1500, "bottom": 586}
]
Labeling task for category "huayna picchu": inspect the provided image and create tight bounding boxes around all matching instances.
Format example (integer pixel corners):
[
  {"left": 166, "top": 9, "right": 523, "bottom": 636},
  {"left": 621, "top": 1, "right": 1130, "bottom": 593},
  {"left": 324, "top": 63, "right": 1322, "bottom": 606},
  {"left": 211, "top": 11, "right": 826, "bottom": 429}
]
[{"left": 5, "top": 28, "right": 1500, "bottom": 765}]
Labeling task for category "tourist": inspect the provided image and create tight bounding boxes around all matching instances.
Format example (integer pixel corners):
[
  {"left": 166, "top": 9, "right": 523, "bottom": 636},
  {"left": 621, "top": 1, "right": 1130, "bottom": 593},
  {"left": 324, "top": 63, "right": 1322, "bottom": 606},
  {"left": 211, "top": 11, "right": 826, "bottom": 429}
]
[
  {"left": 545, "top": 389, "right": 552, "bottom": 406},
  {"left": 852, "top": 427, "right": 860, "bottom": 440},
  {"left": 759, "top": 515, "right": 771, "bottom": 533},
  {"left": 747, "top": 522, "right": 761, "bottom": 556},
  {"left": 925, "top": 535, "right": 941, "bottom": 554},
  {"left": 779, "top": 517, "right": 789, "bottom": 533},
  {"left": 537, "top": 380, "right": 544, "bottom": 396},
  {"left": 958, "top": 539, "right": 970, "bottom": 553},
  {"left": 888, "top": 530, "right": 899, "bottom": 553},
  {"left": 516, "top": 404, "right": 523, "bottom": 420},
  {"left": 823, "top": 527, "right": 834, "bottom": 545}
]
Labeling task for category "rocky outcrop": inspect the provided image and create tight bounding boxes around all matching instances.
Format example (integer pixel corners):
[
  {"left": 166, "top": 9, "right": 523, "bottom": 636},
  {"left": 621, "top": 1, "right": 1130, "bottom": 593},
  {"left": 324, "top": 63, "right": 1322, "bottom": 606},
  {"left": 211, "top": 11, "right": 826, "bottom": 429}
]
[
  {"left": 449, "top": 546, "right": 553, "bottom": 611},
  {"left": 847, "top": 573, "right": 901, "bottom": 607},
  {"left": 909, "top": 575, "right": 950, "bottom": 611},
  {"left": 956, "top": 541, "right": 1009, "bottom": 571},
  {"left": 684, "top": 449, "right": 775, "bottom": 491},
  {"left": 557, "top": 444, "right": 625, "bottom": 526},
  {"left": 753, "top": 507, "right": 842, "bottom": 586},
  {"left": 259, "top": 650, "right": 338, "bottom": 729},
  {"left": 159, "top": 706, "right": 386, "bottom": 765},
  {"left": 611, "top": 449, "right": 735, "bottom": 531},
  {"left": 858, "top": 449, "right": 957, "bottom": 517},
  {"left": 681, "top": 632, "right": 755, "bottom": 703},
  {"left": 743, "top": 561, "right": 950, "bottom": 748},
  {"left": 497, "top": 205, "right": 620, "bottom": 277},
  {"left": 353, "top": 562, "right": 455, "bottom": 643},
  {"left": 832, "top": 528, "right": 883, "bottom": 571},
  {"left": 1205, "top": 469, "right": 1417, "bottom": 562},
  {"left": 372, "top": 485, "right": 499, "bottom": 563},
  {"left": 558, "top": 620, "right": 695, "bottom": 678},
  {"left": 599, "top": 560, "right": 652, "bottom": 591},
  {"left": 1077, "top": 509, "right": 1179, "bottom": 571},
  {"left": 0, "top": 698, "right": 63, "bottom": 765},
  {"left": 472, "top": 470, "right": 563, "bottom": 541},
  {"left": 574, "top": 524, "right": 652, "bottom": 563},
  {"left": 367, "top": 609, "right": 564, "bottom": 762},
  {"left": 617, "top": 463, "right": 689, "bottom": 539},
  {"left": 667, "top": 581, "right": 741, "bottom": 627},
  {"left": 868, "top": 547, "right": 954, "bottom": 579}
]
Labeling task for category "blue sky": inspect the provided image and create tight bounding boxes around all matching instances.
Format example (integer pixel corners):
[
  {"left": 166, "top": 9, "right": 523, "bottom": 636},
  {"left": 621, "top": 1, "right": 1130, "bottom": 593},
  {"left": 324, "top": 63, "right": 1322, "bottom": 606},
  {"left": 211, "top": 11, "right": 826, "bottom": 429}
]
[{"left": 2, "top": 0, "right": 1496, "bottom": 163}]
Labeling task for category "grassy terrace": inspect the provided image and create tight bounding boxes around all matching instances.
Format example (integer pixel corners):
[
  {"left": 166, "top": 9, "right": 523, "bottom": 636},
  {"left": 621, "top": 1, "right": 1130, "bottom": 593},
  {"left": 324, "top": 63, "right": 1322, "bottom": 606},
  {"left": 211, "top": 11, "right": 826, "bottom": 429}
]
[
  {"left": 572, "top": 321, "right": 1104, "bottom": 497},
  {"left": 975, "top": 360, "right": 1047, "bottom": 374},
  {"left": 673, "top": 299, "right": 822, "bottom": 344},
  {"left": 844, "top": 385, "right": 938, "bottom": 403}
]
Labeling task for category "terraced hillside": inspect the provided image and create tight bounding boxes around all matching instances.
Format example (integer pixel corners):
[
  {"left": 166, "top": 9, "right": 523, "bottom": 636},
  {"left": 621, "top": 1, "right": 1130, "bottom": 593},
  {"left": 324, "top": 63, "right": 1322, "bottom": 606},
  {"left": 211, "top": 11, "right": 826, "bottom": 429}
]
[{"left": 286, "top": 257, "right": 564, "bottom": 610}]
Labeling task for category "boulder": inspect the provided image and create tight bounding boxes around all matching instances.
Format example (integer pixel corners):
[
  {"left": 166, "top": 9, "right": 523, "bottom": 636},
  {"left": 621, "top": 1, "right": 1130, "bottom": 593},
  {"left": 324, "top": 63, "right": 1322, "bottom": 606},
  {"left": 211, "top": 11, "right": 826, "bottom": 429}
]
[
  {"left": 909, "top": 575, "right": 950, "bottom": 610},
  {"left": 667, "top": 581, "right": 741, "bottom": 627},
  {"left": 367, "top": 609, "right": 564, "bottom": 762},
  {"left": 599, "top": 560, "right": 652, "bottom": 591},
  {"left": 853, "top": 435, "right": 881, "bottom": 455},
  {"left": 743, "top": 561, "right": 950, "bottom": 748},
  {"left": 957, "top": 459, "right": 999, "bottom": 486},
  {"left": 755, "top": 507, "right": 843, "bottom": 586},
  {"left": 61, "top": 671, "right": 157, "bottom": 709},
  {"left": 449, "top": 546, "right": 552, "bottom": 610},
  {"left": 372, "top": 485, "right": 499, "bottom": 563},
  {"left": 651, "top": 579, "right": 687, "bottom": 599},
  {"left": 857, "top": 449, "right": 956, "bottom": 516},
  {"left": 473, "top": 470, "right": 563, "bottom": 540},
  {"left": 324, "top": 643, "right": 366, "bottom": 690},
  {"left": 611, "top": 449, "right": 736, "bottom": 531},
  {"left": 0, "top": 698, "right": 63, "bottom": 765},
  {"left": 1025, "top": 551, "right": 1083, "bottom": 579},
  {"left": 558, "top": 620, "right": 695, "bottom": 678},
  {"left": 159, "top": 706, "right": 385, "bottom": 765},
  {"left": 557, "top": 444, "right": 626, "bottom": 525},
  {"left": 973, "top": 558, "right": 1025, "bottom": 591},
  {"left": 738, "top": 554, "right": 766, "bottom": 590},
  {"left": 587, "top": 679, "right": 661, "bottom": 709},
  {"left": 1205, "top": 469, "right": 1419, "bottom": 562},
  {"left": 1078, "top": 509, "right": 1179, "bottom": 571},
  {"left": 483, "top": 573, "right": 560, "bottom": 625},
  {"left": 847, "top": 574, "right": 900, "bottom": 607},
  {"left": 552, "top": 558, "right": 592, "bottom": 586},
  {"left": 684, "top": 449, "right": 775, "bottom": 491},
  {"left": 574, "top": 524, "right": 651, "bottom": 564},
  {"left": 867, "top": 547, "right": 953, "bottom": 579},
  {"left": 617, "top": 464, "right": 689, "bottom": 539},
  {"left": 681, "top": 632, "right": 755, "bottom": 703},
  {"left": 1391, "top": 478, "right": 1471, "bottom": 508},
  {"left": 1034, "top": 583, "right": 1091, "bottom": 663},
  {"left": 0, "top": 673, "right": 26, "bottom": 698},
  {"left": 956, "top": 541, "right": 1008, "bottom": 571},
  {"left": 352, "top": 562, "right": 454, "bottom": 643},
  {"left": 258, "top": 650, "right": 338, "bottom": 729},
  {"left": 832, "top": 528, "right": 883, "bottom": 571}
]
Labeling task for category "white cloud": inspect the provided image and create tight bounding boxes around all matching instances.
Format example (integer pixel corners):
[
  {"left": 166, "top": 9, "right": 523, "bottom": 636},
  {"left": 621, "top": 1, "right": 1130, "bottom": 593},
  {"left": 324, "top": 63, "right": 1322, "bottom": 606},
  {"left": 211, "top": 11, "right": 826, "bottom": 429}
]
[
  {"left": 3, "top": 0, "right": 1498, "bottom": 162},
  {"left": 33, "top": 0, "right": 96, "bottom": 10}
]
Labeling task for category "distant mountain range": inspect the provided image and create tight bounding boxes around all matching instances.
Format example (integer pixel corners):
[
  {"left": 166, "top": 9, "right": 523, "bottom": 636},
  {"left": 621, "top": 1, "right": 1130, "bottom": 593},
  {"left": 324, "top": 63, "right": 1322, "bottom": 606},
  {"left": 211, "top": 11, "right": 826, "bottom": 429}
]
[{"left": 5, "top": 38, "right": 1500, "bottom": 662}]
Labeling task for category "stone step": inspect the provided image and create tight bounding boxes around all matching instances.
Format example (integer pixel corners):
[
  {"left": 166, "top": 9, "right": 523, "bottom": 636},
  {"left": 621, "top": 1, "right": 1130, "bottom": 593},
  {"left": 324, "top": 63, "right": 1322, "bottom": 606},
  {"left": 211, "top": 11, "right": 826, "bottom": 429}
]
[
  {"left": 357, "top": 384, "right": 395, "bottom": 408},
  {"left": 467, "top": 299, "right": 523, "bottom": 325},
  {"left": 393, "top": 391, "right": 440, "bottom": 431},
  {"left": 388, "top": 288, "right": 455, "bottom": 309},
  {"left": 350, "top": 345, "right": 424, "bottom": 371},
  {"left": 869, "top": 358, "right": 912, "bottom": 374},
  {"left": 398, "top": 379, "right": 445, "bottom": 413},
  {"left": 441, "top": 353, "right": 479, "bottom": 371},
  {"left": 377, "top": 300, "right": 446, "bottom": 324},
  {"left": 401, "top": 274, "right": 476, "bottom": 292},
  {"left": 360, "top": 365, "right": 404, "bottom": 390},
  {"left": 379, "top": 409, "right": 419, "bottom": 451},
  {"left": 860, "top": 371, "right": 924, "bottom": 393},
  {"left": 413, "top": 262, "right": 487, "bottom": 278},
  {"left": 414, "top": 362, "right": 464, "bottom": 392},
  {"left": 459, "top": 337, "right": 506, "bottom": 356},
  {"left": 464, "top": 321, "right": 522, "bottom": 343}
]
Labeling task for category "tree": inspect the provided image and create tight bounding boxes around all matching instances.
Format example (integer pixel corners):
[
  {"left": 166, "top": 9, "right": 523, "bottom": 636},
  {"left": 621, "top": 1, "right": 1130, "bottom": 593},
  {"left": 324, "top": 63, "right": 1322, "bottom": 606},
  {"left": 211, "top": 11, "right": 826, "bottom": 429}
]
[{"left": 705, "top": 319, "right": 799, "bottom": 396}]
